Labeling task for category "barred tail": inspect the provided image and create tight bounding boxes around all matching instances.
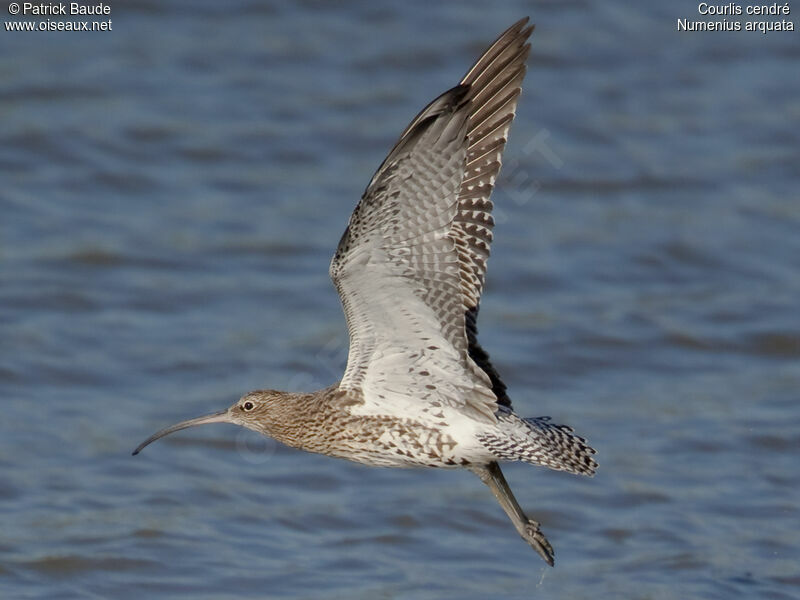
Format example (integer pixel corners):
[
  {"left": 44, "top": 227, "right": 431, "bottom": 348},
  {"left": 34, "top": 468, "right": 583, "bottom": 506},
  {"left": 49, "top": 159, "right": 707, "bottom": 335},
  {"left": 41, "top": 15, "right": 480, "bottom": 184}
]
[
  {"left": 479, "top": 415, "right": 598, "bottom": 476},
  {"left": 522, "top": 417, "right": 598, "bottom": 476}
]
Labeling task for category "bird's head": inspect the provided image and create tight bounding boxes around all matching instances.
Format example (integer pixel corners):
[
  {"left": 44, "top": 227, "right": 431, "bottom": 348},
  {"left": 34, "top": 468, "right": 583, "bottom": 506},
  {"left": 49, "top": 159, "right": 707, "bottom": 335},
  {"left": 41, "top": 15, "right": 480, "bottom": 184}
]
[{"left": 132, "top": 390, "right": 287, "bottom": 455}]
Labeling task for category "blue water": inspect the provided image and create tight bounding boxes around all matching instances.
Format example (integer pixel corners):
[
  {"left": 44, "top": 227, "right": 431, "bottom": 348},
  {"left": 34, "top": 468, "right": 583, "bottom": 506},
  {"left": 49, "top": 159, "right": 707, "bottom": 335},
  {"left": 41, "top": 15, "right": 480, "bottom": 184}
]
[{"left": 2, "top": 1, "right": 799, "bottom": 598}]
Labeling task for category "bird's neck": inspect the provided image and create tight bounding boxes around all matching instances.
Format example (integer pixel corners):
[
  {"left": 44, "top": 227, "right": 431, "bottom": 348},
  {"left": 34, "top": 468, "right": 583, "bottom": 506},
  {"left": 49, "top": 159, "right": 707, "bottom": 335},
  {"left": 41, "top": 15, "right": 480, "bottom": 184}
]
[{"left": 257, "top": 387, "right": 338, "bottom": 454}]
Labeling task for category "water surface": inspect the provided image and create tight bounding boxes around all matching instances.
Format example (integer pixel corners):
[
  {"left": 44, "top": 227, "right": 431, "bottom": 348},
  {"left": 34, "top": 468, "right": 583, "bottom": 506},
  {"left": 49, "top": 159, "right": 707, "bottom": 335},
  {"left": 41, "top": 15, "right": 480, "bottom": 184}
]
[{"left": 1, "top": 1, "right": 798, "bottom": 598}]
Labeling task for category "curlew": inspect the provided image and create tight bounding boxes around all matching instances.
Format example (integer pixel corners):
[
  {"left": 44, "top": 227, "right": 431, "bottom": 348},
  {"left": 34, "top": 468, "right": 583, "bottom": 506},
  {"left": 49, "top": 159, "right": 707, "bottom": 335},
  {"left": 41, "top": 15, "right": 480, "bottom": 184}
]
[{"left": 134, "top": 18, "right": 597, "bottom": 566}]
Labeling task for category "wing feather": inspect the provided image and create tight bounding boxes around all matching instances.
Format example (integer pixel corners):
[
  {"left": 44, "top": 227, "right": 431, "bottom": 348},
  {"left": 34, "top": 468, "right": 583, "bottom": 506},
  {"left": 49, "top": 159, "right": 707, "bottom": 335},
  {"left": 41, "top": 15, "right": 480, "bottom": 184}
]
[{"left": 331, "top": 19, "right": 533, "bottom": 418}]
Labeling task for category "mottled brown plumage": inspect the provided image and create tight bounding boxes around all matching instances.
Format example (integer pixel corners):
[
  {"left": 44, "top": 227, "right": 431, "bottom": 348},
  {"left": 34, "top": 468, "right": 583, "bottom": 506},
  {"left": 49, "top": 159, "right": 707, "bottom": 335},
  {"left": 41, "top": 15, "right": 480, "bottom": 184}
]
[{"left": 134, "top": 18, "right": 597, "bottom": 567}]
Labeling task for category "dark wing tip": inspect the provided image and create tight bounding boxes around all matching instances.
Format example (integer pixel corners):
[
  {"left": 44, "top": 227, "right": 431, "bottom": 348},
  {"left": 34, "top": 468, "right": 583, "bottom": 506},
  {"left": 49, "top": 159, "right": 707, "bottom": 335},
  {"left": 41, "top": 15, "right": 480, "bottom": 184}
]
[
  {"left": 509, "top": 16, "right": 532, "bottom": 32},
  {"left": 461, "top": 18, "right": 535, "bottom": 86}
]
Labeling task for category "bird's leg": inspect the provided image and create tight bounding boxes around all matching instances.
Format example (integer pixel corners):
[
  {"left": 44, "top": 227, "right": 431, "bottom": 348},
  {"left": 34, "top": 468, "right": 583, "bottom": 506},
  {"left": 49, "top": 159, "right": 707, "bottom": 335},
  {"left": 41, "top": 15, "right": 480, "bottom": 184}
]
[{"left": 472, "top": 461, "right": 555, "bottom": 566}]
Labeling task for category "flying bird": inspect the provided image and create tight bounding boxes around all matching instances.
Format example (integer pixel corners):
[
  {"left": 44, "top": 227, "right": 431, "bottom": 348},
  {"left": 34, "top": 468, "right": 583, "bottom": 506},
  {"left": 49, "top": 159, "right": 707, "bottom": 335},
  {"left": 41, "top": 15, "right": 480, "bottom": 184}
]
[{"left": 134, "top": 17, "right": 597, "bottom": 566}]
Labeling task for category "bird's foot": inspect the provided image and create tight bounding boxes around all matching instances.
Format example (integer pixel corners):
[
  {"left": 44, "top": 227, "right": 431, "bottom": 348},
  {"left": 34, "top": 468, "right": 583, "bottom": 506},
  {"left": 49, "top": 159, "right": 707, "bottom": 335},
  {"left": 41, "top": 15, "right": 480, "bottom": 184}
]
[{"left": 522, "top": 518, "right": 554, "bottom": 566}]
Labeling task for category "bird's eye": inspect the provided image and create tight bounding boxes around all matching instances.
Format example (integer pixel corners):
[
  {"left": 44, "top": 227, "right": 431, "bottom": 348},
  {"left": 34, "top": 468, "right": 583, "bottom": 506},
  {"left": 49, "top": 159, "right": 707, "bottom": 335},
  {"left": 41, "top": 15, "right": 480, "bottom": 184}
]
[{"left": 242, "top": 401, "right": 255, "bottom": 411}]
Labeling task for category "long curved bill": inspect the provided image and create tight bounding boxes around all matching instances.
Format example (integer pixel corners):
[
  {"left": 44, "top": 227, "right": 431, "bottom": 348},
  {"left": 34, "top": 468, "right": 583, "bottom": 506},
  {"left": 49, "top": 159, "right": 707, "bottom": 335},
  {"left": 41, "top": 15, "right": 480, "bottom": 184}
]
[{"left": 132, "top": 409, "right": 231, "bottom": 455}]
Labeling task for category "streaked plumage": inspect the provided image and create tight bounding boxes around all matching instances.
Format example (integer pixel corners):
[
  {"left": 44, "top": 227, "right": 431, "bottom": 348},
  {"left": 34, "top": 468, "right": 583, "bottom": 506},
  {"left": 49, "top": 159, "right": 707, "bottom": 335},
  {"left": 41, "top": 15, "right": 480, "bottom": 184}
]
[{"left": 134, "top": 18, "right": 597, "bottom": 567}]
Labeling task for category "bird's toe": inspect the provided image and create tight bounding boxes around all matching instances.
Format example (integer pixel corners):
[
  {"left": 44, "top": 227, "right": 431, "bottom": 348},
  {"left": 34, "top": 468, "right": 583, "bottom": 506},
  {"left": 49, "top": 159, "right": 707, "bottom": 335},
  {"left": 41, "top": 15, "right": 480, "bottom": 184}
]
[{"left": 523, "top": 519, "right": 555, "bottom": 566}]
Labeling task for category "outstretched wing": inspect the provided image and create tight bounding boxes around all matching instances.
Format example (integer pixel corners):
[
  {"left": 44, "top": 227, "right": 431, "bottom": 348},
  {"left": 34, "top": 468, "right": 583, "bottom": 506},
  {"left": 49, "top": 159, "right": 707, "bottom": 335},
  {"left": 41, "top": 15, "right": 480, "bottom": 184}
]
[{"left": 330, "top": 19, "right": 533, "bottom": 420}]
